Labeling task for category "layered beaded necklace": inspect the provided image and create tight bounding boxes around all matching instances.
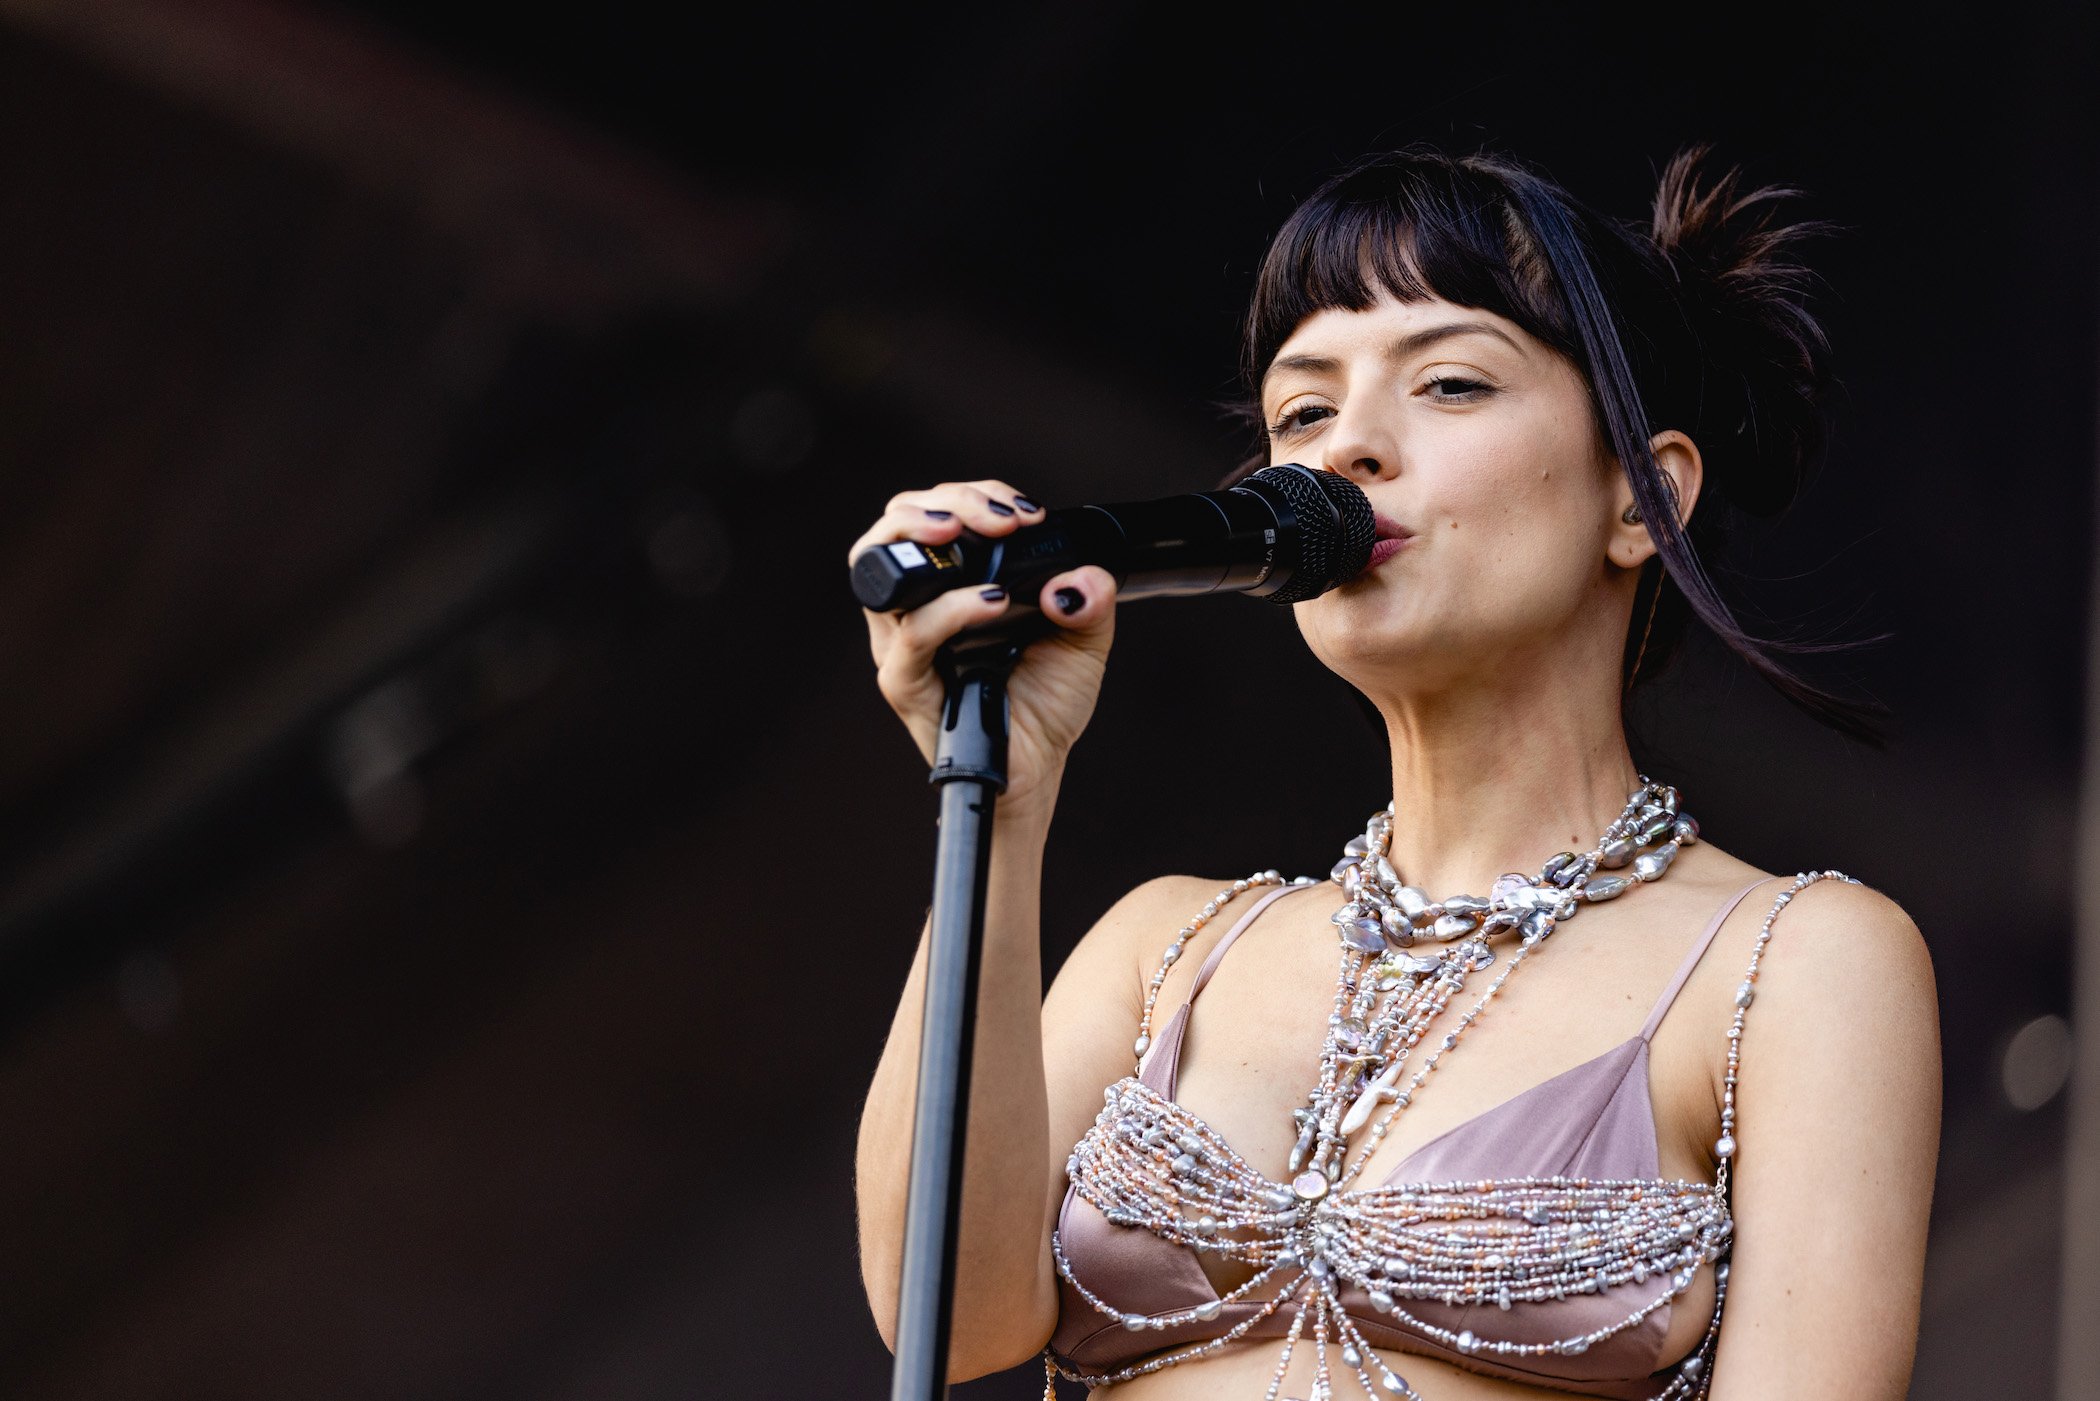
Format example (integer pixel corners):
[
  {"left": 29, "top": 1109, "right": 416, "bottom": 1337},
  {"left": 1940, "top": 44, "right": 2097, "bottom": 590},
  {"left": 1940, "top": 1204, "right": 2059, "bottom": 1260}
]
[
  {"left": 1048, "top": 779, "right": 1845, "bottom": 1401},
  {"left": 1289, "top": 779, "right": 1695, "bottom": 1205}
]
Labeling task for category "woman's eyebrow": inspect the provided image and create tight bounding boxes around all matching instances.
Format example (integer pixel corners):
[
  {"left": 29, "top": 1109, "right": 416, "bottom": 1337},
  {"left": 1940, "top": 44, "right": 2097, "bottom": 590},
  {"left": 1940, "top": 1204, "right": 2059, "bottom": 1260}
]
[
  {"left": 1263, "top": 321, "right": 1525, "bottom": 393},
  {"left": 1261, "top": 352, "right": 1342, "bottom": 390},
  {"left": 1387, "top": 321, "right": 1524, "bottom": 362}
]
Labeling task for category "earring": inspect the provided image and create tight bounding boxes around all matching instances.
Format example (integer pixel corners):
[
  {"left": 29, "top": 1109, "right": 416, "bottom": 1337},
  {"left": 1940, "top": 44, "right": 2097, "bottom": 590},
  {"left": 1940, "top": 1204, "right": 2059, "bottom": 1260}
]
[{"left": 1622, "top": 475, "right": 1680, "bottom": 527}]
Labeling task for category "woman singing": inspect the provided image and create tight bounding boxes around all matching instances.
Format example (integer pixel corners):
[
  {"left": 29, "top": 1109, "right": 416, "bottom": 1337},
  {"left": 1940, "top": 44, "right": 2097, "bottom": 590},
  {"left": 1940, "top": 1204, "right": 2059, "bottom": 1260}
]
[{"left": 850, "top": 144, "right": 1941, "bottom": 1400}]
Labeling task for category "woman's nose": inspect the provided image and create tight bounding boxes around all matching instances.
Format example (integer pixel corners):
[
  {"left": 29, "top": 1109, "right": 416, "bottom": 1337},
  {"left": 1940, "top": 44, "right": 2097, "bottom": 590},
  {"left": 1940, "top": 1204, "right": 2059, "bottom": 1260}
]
[
  {"left": 1317, "top": 412, "right": 1395, "bottom": 482},
  {"left": 1320, "top": 453, "right": 1388, "bottom": 482}
]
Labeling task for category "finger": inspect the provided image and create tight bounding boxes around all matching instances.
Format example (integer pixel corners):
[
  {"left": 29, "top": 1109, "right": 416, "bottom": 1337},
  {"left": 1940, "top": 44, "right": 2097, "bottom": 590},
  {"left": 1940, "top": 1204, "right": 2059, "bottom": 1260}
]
[
  {"left": 957, "top": 479, "right": 1044, "bottom": 520},
  {"left": 905, "top": 480, "right": 1042, "bottom": 535},
  {"left": 901, "top": 479, "right": 1041, "bottom": 523},
  {"left": 846, "top": 501, "right": 966, "bottom": 571},
  {"left": 863, "top": 595, "right": 900, "bottom": 664},
  {"left": 845, "top": 482, "right": 1047, "bottom": 568},
  {"left": 876, "top": 583, "right": 1016, "bottom": 693},
  {"left": 1035, "top": 565, "right": 1118, "bottom": 632}
]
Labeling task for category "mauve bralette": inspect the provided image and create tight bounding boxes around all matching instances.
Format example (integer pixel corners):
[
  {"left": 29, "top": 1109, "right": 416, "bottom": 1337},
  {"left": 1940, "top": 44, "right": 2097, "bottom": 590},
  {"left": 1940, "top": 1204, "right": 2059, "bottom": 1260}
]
[{"left": 1047, "top": 875, "right": 1775, "bottom": 1398}]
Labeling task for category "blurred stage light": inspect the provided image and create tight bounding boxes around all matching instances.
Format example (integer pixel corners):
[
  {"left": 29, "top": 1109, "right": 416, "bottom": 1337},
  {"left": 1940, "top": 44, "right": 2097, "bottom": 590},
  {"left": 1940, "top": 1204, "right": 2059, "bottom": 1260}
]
[{"left": 2002, "top": 1013, "right": 2073, "bottom": 1111}]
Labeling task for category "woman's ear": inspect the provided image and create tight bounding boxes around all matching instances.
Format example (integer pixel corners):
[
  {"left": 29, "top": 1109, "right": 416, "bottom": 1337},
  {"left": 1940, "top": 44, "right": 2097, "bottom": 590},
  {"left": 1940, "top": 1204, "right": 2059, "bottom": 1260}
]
[{"left": 1611, "top": 429, "right": 1705, "bottom": 568}]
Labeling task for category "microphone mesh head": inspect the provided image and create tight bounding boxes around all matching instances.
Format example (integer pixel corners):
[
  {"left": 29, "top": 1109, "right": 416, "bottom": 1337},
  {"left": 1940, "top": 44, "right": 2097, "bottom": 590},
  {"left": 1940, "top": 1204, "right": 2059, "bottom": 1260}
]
[{"left": 1239, "top": 465, "right": 1376, "bottom": 603}]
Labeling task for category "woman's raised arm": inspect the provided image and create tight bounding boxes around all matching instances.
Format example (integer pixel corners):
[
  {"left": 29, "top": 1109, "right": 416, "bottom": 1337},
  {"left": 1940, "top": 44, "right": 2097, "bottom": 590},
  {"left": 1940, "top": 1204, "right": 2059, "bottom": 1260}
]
[{"left": 848, "top": 476, "right": 1131, "bottom": 1378}]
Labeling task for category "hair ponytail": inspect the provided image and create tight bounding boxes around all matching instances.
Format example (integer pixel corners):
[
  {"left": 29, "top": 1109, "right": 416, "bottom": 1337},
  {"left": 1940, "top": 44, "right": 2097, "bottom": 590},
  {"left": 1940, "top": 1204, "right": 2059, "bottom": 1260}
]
[
  {"left": 1629, "top": 146, "right": 1891, "bottom": 745},
  {"left": 1647, "top": 143, "right": 1836, "bottom": 518}
]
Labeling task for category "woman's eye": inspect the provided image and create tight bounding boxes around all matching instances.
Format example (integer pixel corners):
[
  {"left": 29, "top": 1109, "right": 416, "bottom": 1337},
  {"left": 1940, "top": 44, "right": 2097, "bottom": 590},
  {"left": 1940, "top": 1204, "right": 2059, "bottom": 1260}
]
[
  {"left": 1268, "top": 404, "right": 1334, "bottom": 437},
  {"left": 1424, "top": 375, "right": 1492, "bottom": 403}
]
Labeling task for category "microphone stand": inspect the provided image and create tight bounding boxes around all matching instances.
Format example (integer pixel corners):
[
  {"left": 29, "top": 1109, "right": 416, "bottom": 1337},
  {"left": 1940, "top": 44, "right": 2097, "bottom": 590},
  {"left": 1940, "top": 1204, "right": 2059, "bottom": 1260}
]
[{"left": 889, "top": 617, "right": 1045, "bottom": 1401}]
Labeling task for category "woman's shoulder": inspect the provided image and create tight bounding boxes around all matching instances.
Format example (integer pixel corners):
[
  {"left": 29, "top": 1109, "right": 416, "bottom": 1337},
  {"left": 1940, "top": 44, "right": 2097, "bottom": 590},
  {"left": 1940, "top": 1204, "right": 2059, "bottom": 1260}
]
[
  {"left": 1101, "top": 869, "right": 1315, "bottom": 922},
  {"left": 1767, "top": 866, "right": 1934, "bottom": 1009},
  {"left": 1077, "top": 871, "right": 1297, "bottom": 959},
  {"left": 1052, "top": 873, "right": 1234, "bottom": 970},
  {"left": 1694, "top": 848, "right": 1936, "bottom": 1052},
  {"left": 1655, "top": 842, "right": 1934, "bottom": 1060},
  {"left": 1052, "top": 871, "right": 1312, "bottom": 1009},
  {"left": 1692, "top": 843, "right": 1926, "bottom": 962},
  {"left": 1656, "top": 846, "right": 1939, "bottom": 1169},
  {"left": 1680, "top": 841, "right": 1923, "bottom": 948},
  {"left": 1044, "top": 873, "right": 1293, "bottom": 1058}
]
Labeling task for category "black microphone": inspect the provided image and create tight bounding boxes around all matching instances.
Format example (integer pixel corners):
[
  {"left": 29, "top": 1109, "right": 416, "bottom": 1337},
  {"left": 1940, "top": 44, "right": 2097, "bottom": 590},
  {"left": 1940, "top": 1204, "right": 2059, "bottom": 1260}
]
[{"left": 850, "top": 464, "right": 1375, "bottom": 614}]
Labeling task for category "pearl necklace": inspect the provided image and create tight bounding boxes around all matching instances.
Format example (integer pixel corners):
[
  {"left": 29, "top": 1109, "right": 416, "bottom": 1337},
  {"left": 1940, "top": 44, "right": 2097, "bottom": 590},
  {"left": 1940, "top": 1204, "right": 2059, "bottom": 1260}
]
[{"left": 1285, "top": 779, "right": 1697, "bottom": 1204}]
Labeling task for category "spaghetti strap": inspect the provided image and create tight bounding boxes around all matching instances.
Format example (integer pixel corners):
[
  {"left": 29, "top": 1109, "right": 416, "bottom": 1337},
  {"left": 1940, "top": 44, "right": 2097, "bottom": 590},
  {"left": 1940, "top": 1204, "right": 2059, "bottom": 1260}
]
[
  {"left": 1638, "top": 876, "right": 1775, "bottom": 1042},
  {"left": 1186, "top": 881, "right": 1313, "bottom": 1005},
  {"left": 1137, "top": 880, "right": 1315, "bottom": 1097}
]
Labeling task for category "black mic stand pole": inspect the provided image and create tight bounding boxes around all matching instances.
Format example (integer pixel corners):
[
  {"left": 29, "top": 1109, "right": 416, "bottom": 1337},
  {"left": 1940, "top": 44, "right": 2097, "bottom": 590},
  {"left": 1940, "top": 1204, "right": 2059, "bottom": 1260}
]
[{"left": 890, "top": 623, "right": 1036, "bottom": 1401}]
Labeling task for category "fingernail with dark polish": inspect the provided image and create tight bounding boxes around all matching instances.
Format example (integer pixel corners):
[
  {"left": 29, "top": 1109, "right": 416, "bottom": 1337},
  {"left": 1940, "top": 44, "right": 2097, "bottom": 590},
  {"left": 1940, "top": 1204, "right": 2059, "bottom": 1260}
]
[
  {"left": 987, "top": 499, "right": 1016, "bottom": 517},
  {"left": 923, "top": 508, "right": 954, "bottom": 519},
  {"left": 1054, "top": 587, "right": 1084, "bottom": 616},
  {"left": 1015, "top": 495, "right": 1041, "bottom": 512},
  {"left": 979, "top": 587, "right": 1007, "bottom": 602}
]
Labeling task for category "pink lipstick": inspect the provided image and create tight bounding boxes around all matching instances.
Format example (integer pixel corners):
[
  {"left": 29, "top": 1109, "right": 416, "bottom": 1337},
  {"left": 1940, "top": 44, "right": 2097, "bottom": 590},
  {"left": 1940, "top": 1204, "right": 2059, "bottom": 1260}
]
[{"left": 1366, "top": 514, "right": 1414, "bottom": 571}]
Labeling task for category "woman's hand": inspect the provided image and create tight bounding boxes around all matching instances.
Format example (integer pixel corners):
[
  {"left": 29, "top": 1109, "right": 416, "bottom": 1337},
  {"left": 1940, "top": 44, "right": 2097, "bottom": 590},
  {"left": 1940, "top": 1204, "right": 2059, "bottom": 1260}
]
[{"left": 849, "top": 478, "right": 1116, "bottom": 819}]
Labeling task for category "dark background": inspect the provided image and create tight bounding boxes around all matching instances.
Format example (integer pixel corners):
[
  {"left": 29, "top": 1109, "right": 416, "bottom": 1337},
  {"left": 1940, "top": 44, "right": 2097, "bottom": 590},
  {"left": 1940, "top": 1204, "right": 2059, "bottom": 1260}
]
[{"left": 0, "top": 2, "right": 2091, "bottom": 1397}]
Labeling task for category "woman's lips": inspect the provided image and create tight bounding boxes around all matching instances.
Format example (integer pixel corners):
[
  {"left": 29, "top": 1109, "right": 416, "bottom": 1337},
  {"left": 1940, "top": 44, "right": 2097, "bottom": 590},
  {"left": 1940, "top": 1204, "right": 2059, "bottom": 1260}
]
[
  {"left": 1366, "top": 535, "right": 1411, "bottom": 570},
  {"left": 1364, "top": 514, "right": 1414, "bottom": 571}
]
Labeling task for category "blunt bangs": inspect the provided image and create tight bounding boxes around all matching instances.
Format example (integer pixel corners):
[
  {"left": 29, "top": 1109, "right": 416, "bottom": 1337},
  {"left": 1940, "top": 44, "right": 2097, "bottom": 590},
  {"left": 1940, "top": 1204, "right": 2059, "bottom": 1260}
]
[{"left": 1243, "top": 154, "right": 1579, "bottom": 401}]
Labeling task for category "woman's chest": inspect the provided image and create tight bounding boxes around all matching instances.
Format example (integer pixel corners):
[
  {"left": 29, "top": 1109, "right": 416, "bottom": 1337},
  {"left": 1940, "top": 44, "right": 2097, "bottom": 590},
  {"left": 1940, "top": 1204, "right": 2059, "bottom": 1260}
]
[
  {"left": 1071, "top": 872, "right": 1755, "bottom": 1383},
  {"left": 1156, "top": 889, "right": 1730, "bottom": 1206}
]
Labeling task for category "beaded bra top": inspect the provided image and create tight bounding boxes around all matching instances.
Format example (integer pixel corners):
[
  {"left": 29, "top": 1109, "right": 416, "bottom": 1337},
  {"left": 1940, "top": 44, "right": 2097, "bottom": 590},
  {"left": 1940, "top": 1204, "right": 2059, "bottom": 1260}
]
[{"left": 1047, "top": 869, "right": 1847, "bottom": 1399}]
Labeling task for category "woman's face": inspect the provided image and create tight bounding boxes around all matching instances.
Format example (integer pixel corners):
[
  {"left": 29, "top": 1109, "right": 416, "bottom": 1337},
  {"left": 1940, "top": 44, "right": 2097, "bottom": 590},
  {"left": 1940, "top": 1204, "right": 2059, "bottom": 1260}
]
[{"left": 1260, "top": 289, "right": 1636, "bottom": 697}]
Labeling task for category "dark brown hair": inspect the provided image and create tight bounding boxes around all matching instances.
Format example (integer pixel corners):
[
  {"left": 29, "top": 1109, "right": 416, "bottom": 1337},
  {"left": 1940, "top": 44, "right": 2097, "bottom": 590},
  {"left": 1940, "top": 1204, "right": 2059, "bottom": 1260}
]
[{"left": 1229, "top": 143, "right": 1889, "bottom": 746}]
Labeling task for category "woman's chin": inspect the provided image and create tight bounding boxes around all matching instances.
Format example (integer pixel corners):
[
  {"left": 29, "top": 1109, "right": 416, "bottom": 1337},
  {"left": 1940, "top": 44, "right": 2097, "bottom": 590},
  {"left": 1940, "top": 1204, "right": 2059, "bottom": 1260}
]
[
  {"left": 1297, "top": 610, "right": 1498, "bottom": 689},
  {"left": 1296, "top": 591, "right": 1427, "bottom": 646}
]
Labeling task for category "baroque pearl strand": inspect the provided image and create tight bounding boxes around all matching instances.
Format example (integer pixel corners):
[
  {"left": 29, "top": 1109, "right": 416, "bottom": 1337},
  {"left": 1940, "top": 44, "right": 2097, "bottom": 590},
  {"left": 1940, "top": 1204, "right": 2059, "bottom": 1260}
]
[
  {"left": 1306, "top": 781, "right": 1695, "bottom": 1204},
  {"left": 1046, "top": 795, "right": 1851, "bottom": 1401}
]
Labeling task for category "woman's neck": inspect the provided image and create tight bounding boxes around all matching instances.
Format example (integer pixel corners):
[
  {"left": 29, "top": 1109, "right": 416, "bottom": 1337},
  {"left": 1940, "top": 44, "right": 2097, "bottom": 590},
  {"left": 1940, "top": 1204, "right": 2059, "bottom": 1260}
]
[{"left": 1371, "top": 678, "right": 1642, "bottom": 901}]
